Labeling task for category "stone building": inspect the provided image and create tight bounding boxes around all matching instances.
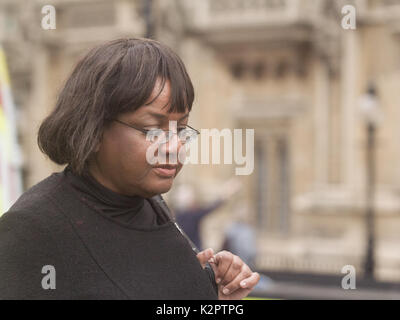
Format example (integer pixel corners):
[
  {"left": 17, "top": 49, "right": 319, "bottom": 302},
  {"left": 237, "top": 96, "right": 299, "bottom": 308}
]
[{"left": 1, "top": 0, "right": 400, "bottom": 281}]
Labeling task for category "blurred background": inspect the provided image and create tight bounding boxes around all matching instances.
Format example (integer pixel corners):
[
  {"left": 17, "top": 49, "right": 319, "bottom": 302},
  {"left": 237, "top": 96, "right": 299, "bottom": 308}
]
[{"left": 1, "top": 0, "right": 400, "bottom": 299}]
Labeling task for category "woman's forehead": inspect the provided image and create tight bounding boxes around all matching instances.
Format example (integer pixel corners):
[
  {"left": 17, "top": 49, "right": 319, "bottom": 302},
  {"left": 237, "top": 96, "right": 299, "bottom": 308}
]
[
  {"left": 123, "top": 103, "right": 189, "bottom": 122},
  {"left": 145, "top": 79, "right": 171, "bottom": 106},
  {"left": 121, "top": 78, "right": 190, "bottom": 120}
]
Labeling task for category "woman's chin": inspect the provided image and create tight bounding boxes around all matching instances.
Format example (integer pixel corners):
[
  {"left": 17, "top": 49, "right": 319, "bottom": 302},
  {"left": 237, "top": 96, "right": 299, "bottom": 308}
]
[{"left": 143, "top": 179, "right": 174, "bottom": 197}]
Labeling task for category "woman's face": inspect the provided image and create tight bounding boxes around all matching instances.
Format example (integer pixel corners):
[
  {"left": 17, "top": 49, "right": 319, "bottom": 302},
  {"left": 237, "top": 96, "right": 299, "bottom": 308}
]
[{"left": 88, "top": 79, "right": 189, "bottom": 198}]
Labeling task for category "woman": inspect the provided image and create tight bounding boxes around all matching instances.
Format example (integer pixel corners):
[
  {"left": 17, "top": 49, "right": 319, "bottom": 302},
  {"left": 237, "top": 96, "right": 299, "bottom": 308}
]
[{"left": 0, "top": 38, "right": 259, "bottom": 299}]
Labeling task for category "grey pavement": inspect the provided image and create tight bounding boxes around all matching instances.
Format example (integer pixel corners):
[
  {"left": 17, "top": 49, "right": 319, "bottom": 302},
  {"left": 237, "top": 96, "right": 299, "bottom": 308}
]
[{"left": 251, "top": 280, "right": 400, "bottom": 300}]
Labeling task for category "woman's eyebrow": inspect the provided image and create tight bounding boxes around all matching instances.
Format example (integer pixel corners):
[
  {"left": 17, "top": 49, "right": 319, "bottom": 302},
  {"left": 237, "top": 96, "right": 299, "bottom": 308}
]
[
  {"left": 179, "top": 113, "right": 190, "bottom": 121},
  {"left": 145, "top": 112, "right": 166, "bottom": 121}
]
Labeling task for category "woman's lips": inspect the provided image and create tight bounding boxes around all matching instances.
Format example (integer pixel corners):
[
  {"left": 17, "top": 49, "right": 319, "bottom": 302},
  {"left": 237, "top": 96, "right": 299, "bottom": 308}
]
[{"left": 153, "top": 166, "right": 177, "bottom": 178}]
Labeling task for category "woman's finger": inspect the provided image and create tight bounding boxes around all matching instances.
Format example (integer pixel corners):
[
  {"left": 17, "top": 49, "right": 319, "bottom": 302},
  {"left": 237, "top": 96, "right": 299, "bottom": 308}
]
[
  {"left": 213, "top": 251, "right": 234, "bottom": 283},
  {"left": 218, "top": 254, "right": 244, "bottom": 286},
  {"left": 220, "top": 264, "right": 253, "bottom": 295},
  {"left": 239, "top": 272, "right": 260, "bottom": 290},
  {"left": 196, "top": 248, "right": 214, "bottom": 268}
]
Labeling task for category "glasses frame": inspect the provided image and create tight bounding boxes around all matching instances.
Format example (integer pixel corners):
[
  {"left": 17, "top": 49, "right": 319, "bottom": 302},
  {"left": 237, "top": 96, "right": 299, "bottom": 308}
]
[{"left": 112, "top": 119, "right": 200, "bottom": 144}]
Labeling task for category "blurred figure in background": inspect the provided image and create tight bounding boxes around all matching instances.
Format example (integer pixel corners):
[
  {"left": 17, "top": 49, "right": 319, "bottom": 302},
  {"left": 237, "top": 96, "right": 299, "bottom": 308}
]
[
  {"left": 221, "top": 203, "right": 274, "bottom": 292},
  {"left": 173, "top": 178, "right": 241, "bottom": 251},
  {"left": 221, "top": 203, "right": 257, "bottom": 270}
]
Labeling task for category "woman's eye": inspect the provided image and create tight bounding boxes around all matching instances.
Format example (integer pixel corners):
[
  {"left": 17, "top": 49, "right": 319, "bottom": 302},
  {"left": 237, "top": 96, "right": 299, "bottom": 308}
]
[
  {"left": 144, "top": 126, "right": 161, "bottom": 130},
  {"left": 144, "top": 128, "right": 163, "bottom": 140}
]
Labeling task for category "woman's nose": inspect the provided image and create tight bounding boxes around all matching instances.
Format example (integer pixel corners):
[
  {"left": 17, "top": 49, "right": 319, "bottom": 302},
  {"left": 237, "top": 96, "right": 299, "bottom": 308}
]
[{"left": 158, "top": 132, "right": 182, "bottom": 163}]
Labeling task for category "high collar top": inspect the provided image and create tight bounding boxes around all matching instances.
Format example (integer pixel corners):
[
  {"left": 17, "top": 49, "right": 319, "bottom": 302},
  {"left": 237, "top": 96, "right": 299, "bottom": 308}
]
[{"left": 64, "top": 165, "right": 159, "bottom": 227}]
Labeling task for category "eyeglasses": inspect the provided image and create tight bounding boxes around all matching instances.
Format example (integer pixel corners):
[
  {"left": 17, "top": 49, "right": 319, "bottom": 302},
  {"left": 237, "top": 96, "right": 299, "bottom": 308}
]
[{"left": 113, "top": 119, "right": 200, "bottom": 144}]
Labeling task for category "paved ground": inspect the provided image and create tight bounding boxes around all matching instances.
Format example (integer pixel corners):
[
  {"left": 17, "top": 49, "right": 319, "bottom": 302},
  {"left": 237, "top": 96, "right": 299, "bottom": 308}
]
[
  {"left": 249, "top": 271, "right": 400, "bottom": 300},
  {"left": 251, "top": 281, "right": 400, "bottom": 300}
]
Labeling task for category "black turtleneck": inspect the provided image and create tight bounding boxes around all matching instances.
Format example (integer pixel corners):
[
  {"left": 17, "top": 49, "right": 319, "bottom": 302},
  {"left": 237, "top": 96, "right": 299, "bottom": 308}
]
[{"left": 64, "top": 166, "right": 162, "bottom": 228}]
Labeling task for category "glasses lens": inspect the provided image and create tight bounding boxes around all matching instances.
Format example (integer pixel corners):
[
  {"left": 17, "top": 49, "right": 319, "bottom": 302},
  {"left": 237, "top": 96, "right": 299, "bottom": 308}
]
[
  {"left": 146, "top": 129, "right": 167, "bottom": 143},
  {"left": 146, "top": 128, "right": 198, "bottom": 144},
  {"left": 178, "top": 128, "right": 198, "bottom": 144}
]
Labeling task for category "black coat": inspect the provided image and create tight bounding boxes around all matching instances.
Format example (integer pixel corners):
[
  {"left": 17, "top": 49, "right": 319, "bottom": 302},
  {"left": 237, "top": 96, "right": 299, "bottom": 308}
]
[{"left": 0, "top": 170, "right": 218, "bottom": 300}]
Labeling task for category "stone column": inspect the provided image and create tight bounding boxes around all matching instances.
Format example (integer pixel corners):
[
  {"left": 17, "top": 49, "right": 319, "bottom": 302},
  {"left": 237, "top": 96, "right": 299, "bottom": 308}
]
[
  {"left": 115, "top": 0, "right": 133, "bottom": 31},
  {"left": 266, "top": 134, "right": 277, "bottom": 232},
  {"left": 340, "top": 30, "right": 360, "bottom": 190},
  {"left": 313, "top": 55, "right": 330, "bottom": 187},
  {"left": 255, "top": 135, "right": 269, "bottom": 232}
]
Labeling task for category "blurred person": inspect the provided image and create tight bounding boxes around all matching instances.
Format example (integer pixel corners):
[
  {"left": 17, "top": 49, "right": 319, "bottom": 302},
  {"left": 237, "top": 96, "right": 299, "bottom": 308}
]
[
  {"left": 222, "top": 203, "right": 273, "bottom": 292},
  {"left": 173, "top": 178, "right": 241, "bottom": 251},
  {"left": 221, "top": 203, "right": 257, "bottom": 270},
  {"left": 0, "top": 38, "right": 259, "bottom": 300}
]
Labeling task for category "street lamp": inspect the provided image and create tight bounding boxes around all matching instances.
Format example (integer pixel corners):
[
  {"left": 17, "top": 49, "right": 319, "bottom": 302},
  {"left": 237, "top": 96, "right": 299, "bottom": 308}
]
[{"left": 359, "top": 82, "right": 381, "bottom": 281}]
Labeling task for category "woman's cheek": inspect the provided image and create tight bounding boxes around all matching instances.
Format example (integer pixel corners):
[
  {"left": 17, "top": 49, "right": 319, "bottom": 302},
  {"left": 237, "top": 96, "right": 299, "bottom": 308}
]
[{"left": 134, "top": 145, "right": 156, "bottom": 178}]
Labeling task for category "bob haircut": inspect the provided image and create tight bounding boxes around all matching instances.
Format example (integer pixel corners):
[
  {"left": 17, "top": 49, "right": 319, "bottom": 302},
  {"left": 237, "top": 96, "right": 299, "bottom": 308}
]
[{"left": 37, "top": 38, "right": 194, "bottom": 175}]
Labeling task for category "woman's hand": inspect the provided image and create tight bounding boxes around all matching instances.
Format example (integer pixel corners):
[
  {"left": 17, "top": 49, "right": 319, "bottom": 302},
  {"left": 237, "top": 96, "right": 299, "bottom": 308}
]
[{"left": 197, "top": 248, "right": 260, "bottom": 300}]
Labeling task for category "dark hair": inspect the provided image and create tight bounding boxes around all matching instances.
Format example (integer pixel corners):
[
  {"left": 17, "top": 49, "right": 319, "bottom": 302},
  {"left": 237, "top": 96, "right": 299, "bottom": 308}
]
[{"left": 37, "top": 38, "right": 194, "bottom": 175}]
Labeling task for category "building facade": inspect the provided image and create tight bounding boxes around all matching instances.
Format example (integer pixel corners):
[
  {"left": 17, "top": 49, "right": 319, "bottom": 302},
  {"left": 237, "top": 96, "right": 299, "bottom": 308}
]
[{"left": 2, "top": 0, "right": 400, "bottom": 281}]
